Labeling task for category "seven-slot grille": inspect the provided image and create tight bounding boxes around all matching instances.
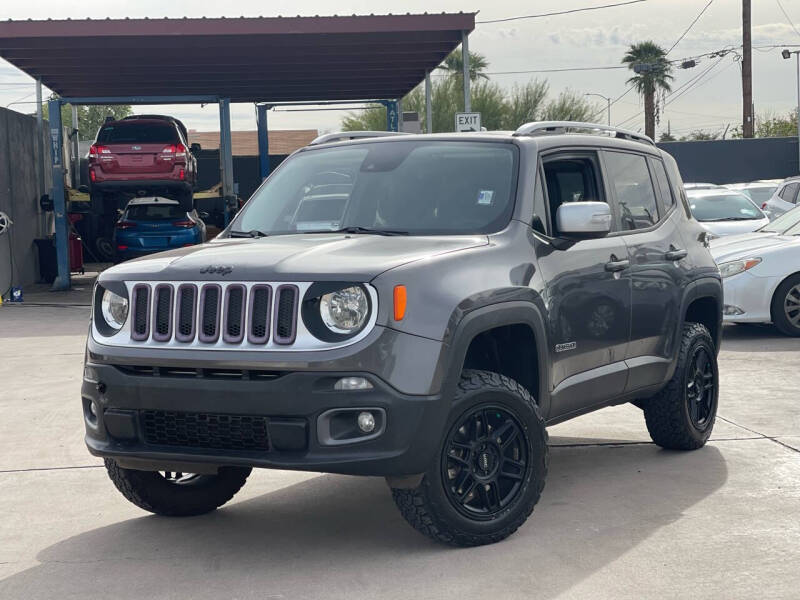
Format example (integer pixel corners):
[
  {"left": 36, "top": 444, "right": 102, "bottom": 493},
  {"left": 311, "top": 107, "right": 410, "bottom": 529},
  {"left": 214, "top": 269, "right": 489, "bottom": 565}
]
[{"left": 130, "top": 283, "right": 298, "bottom": 346}]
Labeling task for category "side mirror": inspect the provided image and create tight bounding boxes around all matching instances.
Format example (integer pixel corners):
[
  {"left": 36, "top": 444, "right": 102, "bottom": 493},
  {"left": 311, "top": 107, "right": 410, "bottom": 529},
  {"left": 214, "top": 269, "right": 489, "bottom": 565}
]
[
  {"left": 40, "top": 194, "right": 53, "bottom": 212},
  {"left": 78, "top": 185, "right": 90, "bottom": 194},
  {"left": 190, "top": 143, "right": 201, "bottom": 153},
  {"left": 556, "top": 202, "right": 612, "bottom": 238}
]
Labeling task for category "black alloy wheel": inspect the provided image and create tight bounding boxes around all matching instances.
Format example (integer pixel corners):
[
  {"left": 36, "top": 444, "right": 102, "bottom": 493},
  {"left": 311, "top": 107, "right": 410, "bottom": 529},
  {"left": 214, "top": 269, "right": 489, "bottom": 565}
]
[
  {"left": 685, "top": 346, "right": 715, "bottom": 430},
  {"left": 441, "top": 405, "right": 529, "bottom": 519}
]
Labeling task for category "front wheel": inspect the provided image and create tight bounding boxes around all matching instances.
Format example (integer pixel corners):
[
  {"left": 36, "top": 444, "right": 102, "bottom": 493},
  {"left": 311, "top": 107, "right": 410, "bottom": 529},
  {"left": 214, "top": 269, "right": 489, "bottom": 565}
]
[
  {"left": 771, "top": 274, "right": 800, "bottom": 336},
  {"left": 104, "top": 458, "right": 251, "bottom": 516},
  {"left": 642, "top": 323, "right": 718, "bottom": 450},
  {"left": 392, "top": 370, "right": 548, "bottom": 547}
]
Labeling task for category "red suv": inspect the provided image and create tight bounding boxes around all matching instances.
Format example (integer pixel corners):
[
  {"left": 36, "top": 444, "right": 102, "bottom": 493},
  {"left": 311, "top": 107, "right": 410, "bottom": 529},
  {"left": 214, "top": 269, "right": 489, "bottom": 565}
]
[{"left": 88, "top": 116, "right": 198, "bottom": 206}]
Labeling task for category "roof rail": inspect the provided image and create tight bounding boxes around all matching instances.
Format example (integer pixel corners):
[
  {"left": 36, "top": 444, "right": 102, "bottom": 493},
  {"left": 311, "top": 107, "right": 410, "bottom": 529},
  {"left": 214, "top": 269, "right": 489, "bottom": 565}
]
[
  {"left": 309, "top": 131, "right": 411, "bottom": 146},
  {"left": 513, "top": 121, "right": 655, "bottom": 147}
]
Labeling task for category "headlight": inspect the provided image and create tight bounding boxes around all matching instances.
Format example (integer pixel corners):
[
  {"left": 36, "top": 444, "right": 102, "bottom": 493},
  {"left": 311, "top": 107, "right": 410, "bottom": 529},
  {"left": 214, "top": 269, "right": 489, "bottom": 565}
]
[
  {"left": 101, "top": 289, "right": 129, "bottom": 329},
  {"left": 718, "top": 258, "right": 761, "bottom": 279},
  {"left": 320, "top": 286, "right": 369, "bottom": 334}
]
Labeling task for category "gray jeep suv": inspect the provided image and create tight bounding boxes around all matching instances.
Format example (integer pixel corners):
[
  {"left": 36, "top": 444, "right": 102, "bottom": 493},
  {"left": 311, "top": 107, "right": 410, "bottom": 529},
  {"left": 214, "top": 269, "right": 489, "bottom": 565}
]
[{"left": 83, "top": 122, "right": 722, "bottom": 546}]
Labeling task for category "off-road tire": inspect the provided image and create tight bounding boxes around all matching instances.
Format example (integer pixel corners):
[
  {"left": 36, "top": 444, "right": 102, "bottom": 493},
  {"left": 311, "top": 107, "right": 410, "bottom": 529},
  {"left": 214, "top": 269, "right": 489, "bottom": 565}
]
[
  {"left": 392, "top": 370, "right": 548, "bottom": 547},
  {"left": 643, "top": 323, "right": 718, "bottom": 450},
  {"left": 771, "top": 273, "right": 800, "bottom": 336},
  {"left": 104, "top": 458, "right": 251, "bottom": 516}
]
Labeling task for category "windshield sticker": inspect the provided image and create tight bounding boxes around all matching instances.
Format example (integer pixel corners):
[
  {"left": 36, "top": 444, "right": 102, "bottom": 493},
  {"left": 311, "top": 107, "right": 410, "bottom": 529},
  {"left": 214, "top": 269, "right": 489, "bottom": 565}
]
[{"left": 477, "top": 190, "right": 495, "bottom": 205}]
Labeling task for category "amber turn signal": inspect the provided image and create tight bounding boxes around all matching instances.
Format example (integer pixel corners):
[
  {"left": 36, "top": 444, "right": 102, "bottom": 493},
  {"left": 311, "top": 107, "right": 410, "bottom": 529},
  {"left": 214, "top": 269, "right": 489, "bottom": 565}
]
[{"left": 393, "top": 285, "right": 407, "bottom": 321}]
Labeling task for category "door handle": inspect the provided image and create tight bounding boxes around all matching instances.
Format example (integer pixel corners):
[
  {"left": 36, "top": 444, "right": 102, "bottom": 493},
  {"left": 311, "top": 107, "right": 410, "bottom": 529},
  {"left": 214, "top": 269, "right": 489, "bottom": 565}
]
[
  {"left": 665, "top": 248, "right": 688, "bottom": 261},
  {"left": 605, "top": 256, "right": 630, "bottom": 272}
]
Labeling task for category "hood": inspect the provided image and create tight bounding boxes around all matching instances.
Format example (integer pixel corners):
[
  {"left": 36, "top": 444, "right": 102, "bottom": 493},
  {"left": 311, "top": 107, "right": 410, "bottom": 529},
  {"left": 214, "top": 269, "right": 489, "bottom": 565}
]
[
  {"left": 101, "top": 233, "right": 488, "bottom": 282},
  {"left": 710, "top": 233, "right": 798, "bottom": 263},
  {"left": 700, "top": 218, "right": 770, "bottom": 237}
]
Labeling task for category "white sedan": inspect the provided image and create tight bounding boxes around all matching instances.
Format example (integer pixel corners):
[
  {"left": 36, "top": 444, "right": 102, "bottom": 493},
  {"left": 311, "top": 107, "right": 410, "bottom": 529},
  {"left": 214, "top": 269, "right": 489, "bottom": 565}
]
[
  {"left": 710, "top": 206, "right": 800, "bottom": 336},
  {"left": 686, "top": 189, "right": 770, "bottom": 238}
]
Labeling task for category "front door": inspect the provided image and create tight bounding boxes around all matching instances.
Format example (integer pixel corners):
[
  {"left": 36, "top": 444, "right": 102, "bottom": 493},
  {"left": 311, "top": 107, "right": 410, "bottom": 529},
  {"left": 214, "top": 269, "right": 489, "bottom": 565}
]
[{"left": 536, "top": 152, "right": 631, "bottom": 418}]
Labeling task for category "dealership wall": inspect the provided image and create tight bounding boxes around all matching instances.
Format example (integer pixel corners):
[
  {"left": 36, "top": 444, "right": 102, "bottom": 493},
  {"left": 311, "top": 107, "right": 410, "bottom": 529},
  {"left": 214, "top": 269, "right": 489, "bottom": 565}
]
[
  {"left": 0, "top": 107, "right": 49, "bottom": 295},
  {"left": 658, "top": 137, "right": 799, "bottom": 184}
]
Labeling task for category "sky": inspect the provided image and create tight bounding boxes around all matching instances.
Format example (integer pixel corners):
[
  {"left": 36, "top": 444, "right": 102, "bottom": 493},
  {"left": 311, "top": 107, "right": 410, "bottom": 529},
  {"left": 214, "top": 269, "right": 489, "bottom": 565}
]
[{"left": 1, "top": 0, "right": 799, "bottom": 139}]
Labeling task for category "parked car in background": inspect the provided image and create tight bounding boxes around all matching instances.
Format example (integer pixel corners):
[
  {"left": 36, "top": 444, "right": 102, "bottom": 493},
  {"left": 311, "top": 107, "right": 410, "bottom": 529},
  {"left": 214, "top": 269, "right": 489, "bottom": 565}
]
[
  {"left": 114, "top": 197, "right": 206, "bottom": 263},
  {"left": 684, "top": 182, "right": 723, "bottom": 191},
  {"left": 711, "top": 205, "right": 800, "bottom": 335},
  {"left": 762, "top": 177, "right": 800, "bottom": 220},
  {"left": 88, "top": 116, "right": 199, "bottom": 206},
  {"left": 727, "top": 179, "right": 782, "bottom": 207},
  {"left": 685, "top": 189, "right": 770, "bottom": 237}
]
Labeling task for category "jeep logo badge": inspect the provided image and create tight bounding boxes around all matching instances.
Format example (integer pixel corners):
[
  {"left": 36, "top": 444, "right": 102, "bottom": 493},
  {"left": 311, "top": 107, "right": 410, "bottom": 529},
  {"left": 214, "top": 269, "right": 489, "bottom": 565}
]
[{"left": 200, "top": 265, "right": 233, "bottom": 276}]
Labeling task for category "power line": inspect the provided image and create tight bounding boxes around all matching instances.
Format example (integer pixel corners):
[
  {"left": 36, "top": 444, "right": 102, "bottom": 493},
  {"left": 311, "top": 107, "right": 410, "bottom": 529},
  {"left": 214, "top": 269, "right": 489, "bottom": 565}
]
[
  {"left": 486, "top": 65, "right": 626, "bottom": 75},
  {"left": 776, "top": 0, "right": 800, "bottom": 39},
  {"left": 667, "top": 0, "right": 715, "bottom": 53},
  {"left": 477, "top": 0, "right": 649, "bottom": 24}
]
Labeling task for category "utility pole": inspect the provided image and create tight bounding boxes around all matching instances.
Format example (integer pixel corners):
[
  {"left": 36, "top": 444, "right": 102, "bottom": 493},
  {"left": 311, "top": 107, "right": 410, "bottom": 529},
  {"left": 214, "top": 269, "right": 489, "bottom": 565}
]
[{"left": 742, "top": 0, "right": 754, "bottom": 138}]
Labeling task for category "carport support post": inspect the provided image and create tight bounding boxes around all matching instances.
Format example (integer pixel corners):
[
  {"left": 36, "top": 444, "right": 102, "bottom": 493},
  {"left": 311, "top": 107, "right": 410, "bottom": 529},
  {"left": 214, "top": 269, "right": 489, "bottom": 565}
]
[
  {"left": 256, "top": 104, "right": 270, "bottom": 181},
  {"left": 384, "top": 100, "right": 400, "bottom": 132},
  {"left": 71, "top": 104, "right": 79, "bottom": 188},
  {"left": 218, "top": 98, "right": 235, "bottom": 225},
  {"left": 425, "top": 70, "right": 433, "bottom": 134},
  {"left": 462, "top": 31, "right": 471, "bottom": 112},
  {"left": 35, "top": 79, "right": 46, "bottom": 236},
  {"left": 48, "top": 98, "right": 70, "bottom": 291}
]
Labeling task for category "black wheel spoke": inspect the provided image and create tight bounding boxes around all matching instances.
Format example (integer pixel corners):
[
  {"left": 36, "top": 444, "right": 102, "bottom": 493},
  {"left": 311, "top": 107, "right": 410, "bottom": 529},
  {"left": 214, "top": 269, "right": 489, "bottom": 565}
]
[{"left": 441, "top": 404, "right": 530, "bottom": 519}]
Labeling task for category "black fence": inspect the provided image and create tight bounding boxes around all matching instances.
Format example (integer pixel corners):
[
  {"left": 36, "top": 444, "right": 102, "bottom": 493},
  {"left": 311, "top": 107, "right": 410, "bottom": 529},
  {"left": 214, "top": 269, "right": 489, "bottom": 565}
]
[{"left": 658, "top": 136, "right": 799, "bottom": 184}]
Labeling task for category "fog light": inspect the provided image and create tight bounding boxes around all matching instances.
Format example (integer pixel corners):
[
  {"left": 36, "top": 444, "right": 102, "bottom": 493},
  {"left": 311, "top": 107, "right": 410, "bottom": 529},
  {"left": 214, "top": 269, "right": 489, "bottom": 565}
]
[
  {"left": 83, "top": 366, "right": 99, "bottom": 383},
  {"left": 89, "top": 401, "right": 98, "bottom": 418},
  {"left": 724, "top": 305, "right": 745, "bottom": 316},
  {"left": 357, "top": 411, "right": 376, "bottom": 433},
  {"left": 334, "top": 376, "right": 373, "bottom": 391}
]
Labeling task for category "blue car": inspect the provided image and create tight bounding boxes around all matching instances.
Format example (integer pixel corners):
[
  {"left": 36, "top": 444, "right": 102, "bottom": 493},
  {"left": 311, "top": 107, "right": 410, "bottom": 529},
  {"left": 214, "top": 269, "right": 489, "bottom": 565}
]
[{"left": 114, "top": 197, "right": 206, "bottom": 263}]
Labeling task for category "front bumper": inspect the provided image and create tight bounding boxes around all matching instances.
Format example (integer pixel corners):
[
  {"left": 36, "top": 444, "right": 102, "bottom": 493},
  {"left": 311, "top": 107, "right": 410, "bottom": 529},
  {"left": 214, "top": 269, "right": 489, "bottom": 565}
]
[
  {"left": 82, "top": 362, "right": 447, "bottom": 477},
  {"left": 721, "top": 271, "right": 781, "bottom": 323}
]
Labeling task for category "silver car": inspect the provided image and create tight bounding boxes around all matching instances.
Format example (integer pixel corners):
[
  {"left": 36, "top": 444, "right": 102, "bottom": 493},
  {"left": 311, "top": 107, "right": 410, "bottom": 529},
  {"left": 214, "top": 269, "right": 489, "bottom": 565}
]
[
  {"left": 728, "top": 180, "right": 781, "bottom": 207},
  {"left": 686, "top": 189, "right": 770, "bottom": 237},
  {"left": 762, "top": 178, "right": 799, "bottom": 219}
]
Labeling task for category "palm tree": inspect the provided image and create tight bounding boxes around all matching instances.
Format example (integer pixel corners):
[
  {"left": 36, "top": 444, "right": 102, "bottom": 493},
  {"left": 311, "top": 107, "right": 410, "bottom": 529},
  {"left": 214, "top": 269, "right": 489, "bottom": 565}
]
[
  {"left": 436, "top": 48, "right": 489, "bottom": 83},
  {"left": 622, "top": 41, "right": 673, "bottom": 140}
]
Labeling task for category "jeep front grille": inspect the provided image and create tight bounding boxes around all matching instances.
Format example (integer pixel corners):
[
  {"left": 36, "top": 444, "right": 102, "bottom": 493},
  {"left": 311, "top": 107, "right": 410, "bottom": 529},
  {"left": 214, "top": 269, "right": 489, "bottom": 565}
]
[
  {"left": 141, "top": 410, "right": 270, "bottom": 452},
  {"left": 96, "top": 280, "right": 377, "bottom": 351}
]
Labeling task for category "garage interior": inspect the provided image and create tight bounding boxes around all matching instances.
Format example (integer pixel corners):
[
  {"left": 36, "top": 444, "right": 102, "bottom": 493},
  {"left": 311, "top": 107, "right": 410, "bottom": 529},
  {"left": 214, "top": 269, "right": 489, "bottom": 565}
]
[{"left": 0, "top": 12, "right": 475, "bottom": 291}]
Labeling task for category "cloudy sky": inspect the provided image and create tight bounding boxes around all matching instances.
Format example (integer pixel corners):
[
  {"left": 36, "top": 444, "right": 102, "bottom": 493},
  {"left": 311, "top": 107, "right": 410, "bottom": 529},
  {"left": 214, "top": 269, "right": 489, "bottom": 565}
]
[{"left": 1, "top": 0, "right": 799, "bottom": 138}]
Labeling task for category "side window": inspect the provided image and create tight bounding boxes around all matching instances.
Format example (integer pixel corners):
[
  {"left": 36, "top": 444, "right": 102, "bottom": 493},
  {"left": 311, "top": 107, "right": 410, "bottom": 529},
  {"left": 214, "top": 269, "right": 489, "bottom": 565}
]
[
  {"left": 779, "top": 183, "right": 799, "bottom": 203},
  {"left": 604, "top": 151, "right": 659, "bottom": 231},
  {"left": 533, "top": 169, "right": 549, "bottom": 235},
  {"left": 542, "top": 154, "right": 605, "bottom": 236},
  {"left": 650, "top": 158, "right": 675, "bottom": 210}
]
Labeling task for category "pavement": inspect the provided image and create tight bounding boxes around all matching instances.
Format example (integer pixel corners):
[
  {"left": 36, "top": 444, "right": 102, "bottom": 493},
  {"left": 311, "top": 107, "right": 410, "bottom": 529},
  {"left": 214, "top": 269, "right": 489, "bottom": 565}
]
[{"left": 0, "top": 302, "right": 798, "bottom": 600}]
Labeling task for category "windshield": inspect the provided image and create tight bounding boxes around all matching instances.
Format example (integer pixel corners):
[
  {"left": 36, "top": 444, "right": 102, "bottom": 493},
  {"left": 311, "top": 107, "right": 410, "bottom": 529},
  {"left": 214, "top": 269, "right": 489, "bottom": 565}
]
[
  {"left": 761, "top": 205, "right": 800, "bottom": 233},
  {"left": 231, "top": 141, "right": 518, "bottom": 236},
  {"left": 741, "top": 186, "right": 777, "bottom": 204},
  {"left": 688, "top": 193, "right": 764, "bottom": 222}
]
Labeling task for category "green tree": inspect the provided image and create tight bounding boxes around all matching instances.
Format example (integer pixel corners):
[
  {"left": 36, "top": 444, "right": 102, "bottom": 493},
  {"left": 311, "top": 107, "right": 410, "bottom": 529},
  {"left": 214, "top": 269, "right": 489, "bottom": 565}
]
[
  {"left": 44, "top": 97, "right": 132, "bottom": 140},
  {"left": 503, "top": 80, "right": 550, "bottom": 129},
  {"left": 436, "top": 47, "right": 490, "bottom": 84},
  {"left": 680, "top": 129, "right": 721, "bottom": 141},
  {"left": 622, "top": 41, "right": 673, "bottom": 140},
  {"left": 541, "top": 89, "right": 599, "bottom": 123},
  {"left": 659, "top": 131, "right": 677, "bottom": 142}
]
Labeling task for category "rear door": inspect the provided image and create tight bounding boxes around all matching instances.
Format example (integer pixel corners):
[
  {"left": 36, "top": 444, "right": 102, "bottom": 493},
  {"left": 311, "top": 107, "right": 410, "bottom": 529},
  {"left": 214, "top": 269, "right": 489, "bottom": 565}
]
[
  {"left": 602, "top": 150, "right": 686, "bottom": 391},
  {"left": 535, "top": 150, "right": 631, "bottom": 418},
  {"left": 96, "top": 122, "right": 180, "bottom": 175},
  {"left": 769, "top": 182, "right": 799, "bottom": 217}
]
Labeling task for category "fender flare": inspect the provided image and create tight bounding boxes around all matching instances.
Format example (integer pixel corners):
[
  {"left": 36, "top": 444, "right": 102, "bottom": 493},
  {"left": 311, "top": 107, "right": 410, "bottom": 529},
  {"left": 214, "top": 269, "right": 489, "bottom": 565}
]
[
  {"left": 439, "top": 300, "right": 552, "bottom": 418},
  {"left": 681, "top": 276, "right": 723, "bottom": 352}
]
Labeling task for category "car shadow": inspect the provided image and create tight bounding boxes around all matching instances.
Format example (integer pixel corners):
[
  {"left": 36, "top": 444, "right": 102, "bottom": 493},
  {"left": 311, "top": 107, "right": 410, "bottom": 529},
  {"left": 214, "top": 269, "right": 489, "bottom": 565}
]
[
  {"left": 720, "top": 323, "right": 800, "bottom": 353},
  {"left": 1, "top": 443, "right": 727, "bottom": 599}
]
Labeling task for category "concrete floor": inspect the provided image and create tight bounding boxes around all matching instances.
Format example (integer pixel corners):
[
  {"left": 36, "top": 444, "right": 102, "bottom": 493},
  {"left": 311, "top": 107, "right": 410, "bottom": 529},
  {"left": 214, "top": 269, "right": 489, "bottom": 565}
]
[{"left": 0, "top": 305, "right": 798, "bottom": 599}]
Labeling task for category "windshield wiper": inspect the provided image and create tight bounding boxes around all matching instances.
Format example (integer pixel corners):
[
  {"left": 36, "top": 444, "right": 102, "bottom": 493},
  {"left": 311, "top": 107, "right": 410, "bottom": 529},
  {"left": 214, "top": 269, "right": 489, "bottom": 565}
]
[
  {"left": 229, "top": 229, "right": 269, "bottom": 238},
  {"left": 304, "top": 226, "right": 410, "bottom": 236}
]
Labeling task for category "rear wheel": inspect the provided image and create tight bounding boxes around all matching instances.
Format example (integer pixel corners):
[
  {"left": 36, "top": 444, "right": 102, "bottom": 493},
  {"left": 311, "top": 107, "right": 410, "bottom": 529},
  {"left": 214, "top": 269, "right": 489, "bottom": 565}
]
[
  {"left": 392, "top": 370, "right": 548, "bottom": 546},
  {"left": 771, "top": 274, "right": 800, "bottom": 336},
  {"left": 104, "top": 458, "right": 251, "bottom": 516},
  {"left": 642, "top": 323, "right": 718, "bottom": 450}
]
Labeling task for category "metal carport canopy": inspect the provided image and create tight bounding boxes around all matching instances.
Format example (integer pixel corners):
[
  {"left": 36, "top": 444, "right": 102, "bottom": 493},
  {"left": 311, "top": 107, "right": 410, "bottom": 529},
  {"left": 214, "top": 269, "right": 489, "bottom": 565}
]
[{"left": 0, "top": 13, "right": 475, "bottom": 102}]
